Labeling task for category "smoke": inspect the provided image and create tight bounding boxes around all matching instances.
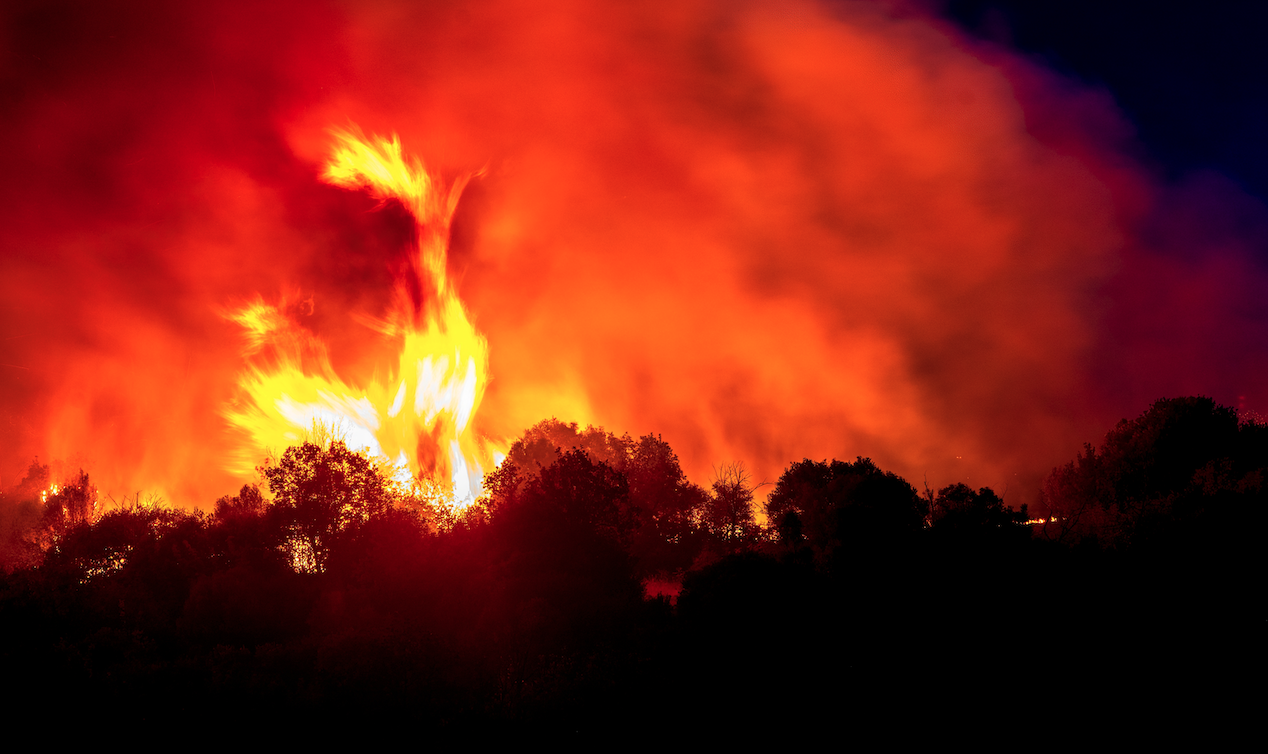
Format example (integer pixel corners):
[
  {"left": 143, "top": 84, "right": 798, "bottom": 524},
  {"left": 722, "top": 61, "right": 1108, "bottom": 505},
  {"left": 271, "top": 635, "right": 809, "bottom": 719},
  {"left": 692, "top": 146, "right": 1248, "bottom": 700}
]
[{"left": 2, "top": 0, "right": 1265, "bottom": 506}]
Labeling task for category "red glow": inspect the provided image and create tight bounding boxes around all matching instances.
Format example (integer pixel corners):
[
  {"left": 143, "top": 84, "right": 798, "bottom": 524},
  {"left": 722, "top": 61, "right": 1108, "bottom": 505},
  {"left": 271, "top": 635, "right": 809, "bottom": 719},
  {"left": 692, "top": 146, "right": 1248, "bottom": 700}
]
[{"left": 2, "top": 0, "right": 1265, "bottom": 506}]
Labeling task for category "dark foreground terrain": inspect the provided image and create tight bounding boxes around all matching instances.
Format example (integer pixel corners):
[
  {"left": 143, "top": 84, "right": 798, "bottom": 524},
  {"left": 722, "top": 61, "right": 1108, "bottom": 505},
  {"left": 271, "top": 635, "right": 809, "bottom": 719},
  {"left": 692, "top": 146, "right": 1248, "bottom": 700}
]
[{"left": 1, "top": 397, "right": 1260, "bottom": 740}]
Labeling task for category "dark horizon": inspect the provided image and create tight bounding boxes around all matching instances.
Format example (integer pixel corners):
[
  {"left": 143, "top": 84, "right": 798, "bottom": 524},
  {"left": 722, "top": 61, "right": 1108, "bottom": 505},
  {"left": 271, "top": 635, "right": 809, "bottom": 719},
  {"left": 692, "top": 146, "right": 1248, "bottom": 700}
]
[{"left": 1, "top": 394, "right": 1258, "bottom": 737}]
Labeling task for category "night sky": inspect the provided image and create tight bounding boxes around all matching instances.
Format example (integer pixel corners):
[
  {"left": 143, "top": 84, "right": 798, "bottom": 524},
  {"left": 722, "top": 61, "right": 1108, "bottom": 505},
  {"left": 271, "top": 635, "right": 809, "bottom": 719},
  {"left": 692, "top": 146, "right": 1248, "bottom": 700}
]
[{"left": 945, "top": 0, "right": 1268, "bottom": 205}]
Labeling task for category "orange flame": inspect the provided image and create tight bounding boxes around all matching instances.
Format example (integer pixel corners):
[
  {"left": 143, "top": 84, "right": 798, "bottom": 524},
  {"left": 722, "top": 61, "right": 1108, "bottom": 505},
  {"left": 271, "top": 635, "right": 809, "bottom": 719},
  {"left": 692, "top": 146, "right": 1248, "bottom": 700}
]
[{"left": 224, "top": 127, "right": 503, "bottom": 504}]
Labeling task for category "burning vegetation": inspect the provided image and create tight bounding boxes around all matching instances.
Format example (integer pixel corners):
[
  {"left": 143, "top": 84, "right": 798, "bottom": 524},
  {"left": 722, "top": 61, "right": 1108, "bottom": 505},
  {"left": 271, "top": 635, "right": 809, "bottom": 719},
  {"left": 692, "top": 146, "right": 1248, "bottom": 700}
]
[
  {"left": 1, "top": 0, "right": 1264, "bottom": 740},
  {"left": 225, "top": 128, "right": 502, "bottom": 506}
]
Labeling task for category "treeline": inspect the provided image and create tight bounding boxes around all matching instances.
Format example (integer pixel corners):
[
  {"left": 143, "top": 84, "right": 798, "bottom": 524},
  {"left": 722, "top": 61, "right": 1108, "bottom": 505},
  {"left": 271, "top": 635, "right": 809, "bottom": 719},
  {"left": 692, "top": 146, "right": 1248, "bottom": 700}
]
[{"left": 0, "top": 397, "right": 1260, "bottom": 738}]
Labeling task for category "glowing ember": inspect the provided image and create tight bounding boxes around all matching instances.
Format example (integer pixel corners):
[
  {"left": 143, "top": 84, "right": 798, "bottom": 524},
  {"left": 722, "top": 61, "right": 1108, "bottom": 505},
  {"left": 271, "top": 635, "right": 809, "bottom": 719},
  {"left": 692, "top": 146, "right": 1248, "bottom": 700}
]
[{"left": 224, "top": 127, "right": 503, "bottom": 505}]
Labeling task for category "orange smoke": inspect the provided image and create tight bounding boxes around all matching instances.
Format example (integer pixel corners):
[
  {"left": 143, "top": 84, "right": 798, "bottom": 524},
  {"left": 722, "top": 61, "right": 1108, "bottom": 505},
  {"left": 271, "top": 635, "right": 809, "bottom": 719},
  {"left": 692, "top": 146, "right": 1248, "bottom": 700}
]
[{"left": 2, "top": 0, "right": 1266, "bottom": 507}]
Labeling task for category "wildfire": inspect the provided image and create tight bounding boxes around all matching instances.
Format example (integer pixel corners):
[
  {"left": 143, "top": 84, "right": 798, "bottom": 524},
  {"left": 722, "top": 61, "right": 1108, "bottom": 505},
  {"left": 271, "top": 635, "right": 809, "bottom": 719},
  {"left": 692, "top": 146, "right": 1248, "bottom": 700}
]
[{"left": 224, "top": 127, "right": 503, "bottom": 504}]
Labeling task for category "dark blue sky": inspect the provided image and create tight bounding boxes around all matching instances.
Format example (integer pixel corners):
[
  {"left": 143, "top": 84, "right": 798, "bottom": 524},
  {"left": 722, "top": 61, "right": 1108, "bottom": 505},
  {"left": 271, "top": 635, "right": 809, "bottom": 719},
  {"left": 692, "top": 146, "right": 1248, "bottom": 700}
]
[{"left": 943, "top": 0, "right": 1268, "bottom": 205}]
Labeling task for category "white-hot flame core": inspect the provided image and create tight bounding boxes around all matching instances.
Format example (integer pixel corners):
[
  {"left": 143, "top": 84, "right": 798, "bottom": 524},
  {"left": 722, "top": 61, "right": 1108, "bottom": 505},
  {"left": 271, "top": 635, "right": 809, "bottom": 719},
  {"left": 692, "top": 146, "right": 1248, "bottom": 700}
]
[
  {"left": 388, "top": 380, "right": 407, "bottom": 418},
  {"left": 223, "top": 128, "right": 503, "bottom": 505}
]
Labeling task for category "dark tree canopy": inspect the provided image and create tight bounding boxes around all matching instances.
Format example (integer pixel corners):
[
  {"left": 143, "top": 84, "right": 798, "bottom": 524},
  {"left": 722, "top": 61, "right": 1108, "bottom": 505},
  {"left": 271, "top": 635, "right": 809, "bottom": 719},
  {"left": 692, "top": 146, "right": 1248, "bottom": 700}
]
[
  {"left": 9, "top": 459, "right": 50, "bottom": 502},
  {"left": 927, "top": 483, "right": 1030, "bottom": 554},
  {"left": 43, "top": 506, "right": 191, "bottom": 585},
  {"left": 0, "top": 400, "right": 1254, "bottom": 736},
  {"left": 41, "top": 469, "right": 98, "bottom": 537},
  {"left": 520, "top": 447, "right": 637, "bottom": 542},
  {"left": 492, "top": 419, "right": 712, "bottom": 574},
  {"left": 1039, "top": 396, "right": 1267, "bottom": 550},
  {"left": 262, "top": 440, "right": 396, "bottom": 572},
  {"left": 701, "top": 462, "right": 759, "bottom": 543},
  {"left": 765, "top": 457, "right": 926, "bottom": 563},
  {"left": 626, "top": 434, "right": 705, "bottom": 532},
  {"left": 503, "top": 418, "right": 631, "bottom": 474},
  {"left": 0, "top": 460, "right": 51, "bottom": 570},
  {"left": 213, "top": 483, "right": 266, "bottom": 522}
]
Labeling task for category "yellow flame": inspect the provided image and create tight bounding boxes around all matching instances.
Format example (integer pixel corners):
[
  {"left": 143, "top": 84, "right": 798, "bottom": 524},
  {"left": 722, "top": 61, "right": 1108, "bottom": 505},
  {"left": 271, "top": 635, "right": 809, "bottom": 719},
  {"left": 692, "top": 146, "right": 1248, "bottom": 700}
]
[{"left": 223, "top": 126, "right": 500, "bottom": 505}]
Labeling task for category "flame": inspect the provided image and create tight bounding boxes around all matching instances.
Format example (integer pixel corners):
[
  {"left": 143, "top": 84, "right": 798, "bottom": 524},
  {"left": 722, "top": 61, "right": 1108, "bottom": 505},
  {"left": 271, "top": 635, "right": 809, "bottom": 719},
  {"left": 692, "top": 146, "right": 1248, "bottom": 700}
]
[{"left": 224, "top": 127, "right": 502, "bottom": 504}]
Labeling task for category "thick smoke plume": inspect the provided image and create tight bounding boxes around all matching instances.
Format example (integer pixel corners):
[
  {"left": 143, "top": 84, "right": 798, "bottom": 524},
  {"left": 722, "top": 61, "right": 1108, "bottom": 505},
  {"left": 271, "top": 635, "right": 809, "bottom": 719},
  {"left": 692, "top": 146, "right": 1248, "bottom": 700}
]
[{"left": 2, "top": 0, "right": 1265, "bottom": 505}]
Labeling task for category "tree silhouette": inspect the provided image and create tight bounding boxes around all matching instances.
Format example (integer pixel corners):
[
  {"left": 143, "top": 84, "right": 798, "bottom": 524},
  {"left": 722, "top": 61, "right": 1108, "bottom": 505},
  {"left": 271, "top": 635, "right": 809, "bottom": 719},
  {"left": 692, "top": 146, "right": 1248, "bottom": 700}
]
[
  {"left": 492, "top": 422, "right": 710, "bottom": 574},
  {"left": 262, "top": 440, "right": 395, "bottom": 572},
  {"left": 702, "top": 462, "right": 759, "bottom": 543},
  {"left": 484, "top": 447, "right": 644, "bottom": 654},
  {"left": 624, "top": 434, "right": 709, "bottom": 573},
  {"left": 209, "top": 484, "right": 284, "bottom": 571},
  {"left": 930, "top": 483, "right": 1027, "bottom": 531},
  {"left": 1038, "top": 396, "right": 1265, "bottom": 550},
  {"left": 503, "top": 418, "right": 631, "bottom": 475},
  {"left": 1, "top": 402, "right": 1256, "bottom": 734},
  {"left": 520, "top": 448, "right": 636, "bottom": 542},
  {"left": 38, "top": 469, "right": 99, "bottom": 548},
  {"left": 765, "top": 457, "right": 925, "bottom": 564},
  {"left": 626, "top": 434, "right": 705, "bottom": 534},
  {"left": 0, "top": 459, "right": 50, "bottom": 570},
  {"left": 213, "top": 483, "right": 266, "bottom": 521}
]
